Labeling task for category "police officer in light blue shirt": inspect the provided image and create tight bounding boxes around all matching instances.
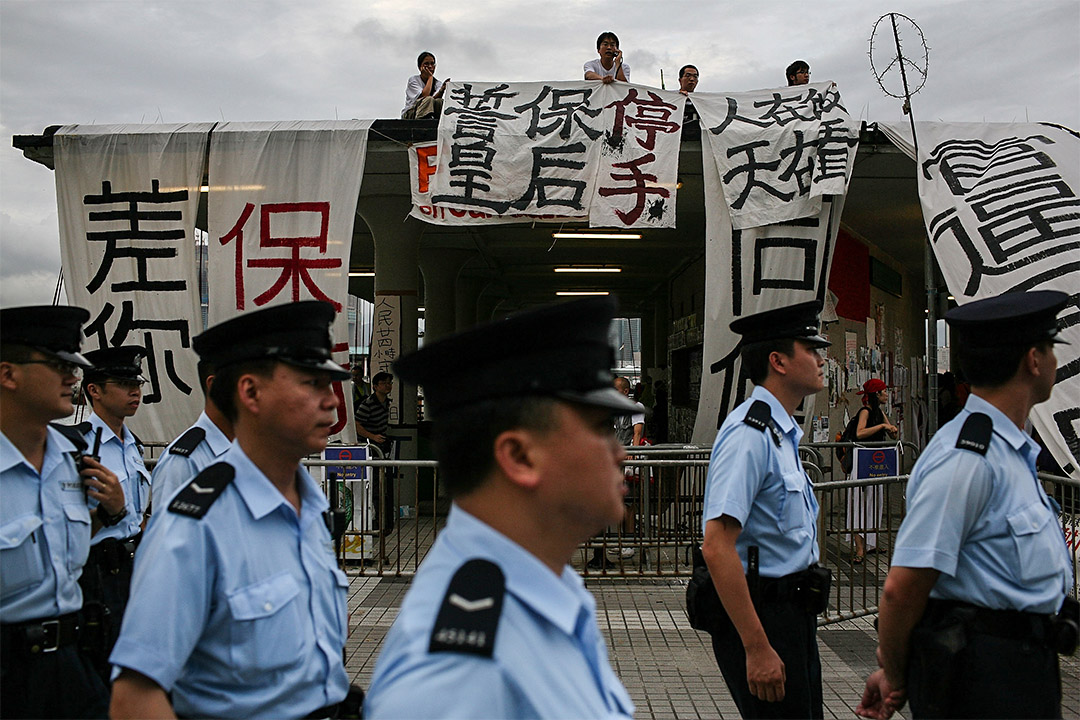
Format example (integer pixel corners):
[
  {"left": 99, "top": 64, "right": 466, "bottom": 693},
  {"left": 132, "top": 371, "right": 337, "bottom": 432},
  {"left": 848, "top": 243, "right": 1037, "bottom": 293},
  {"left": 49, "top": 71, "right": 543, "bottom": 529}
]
[
  {"left": 858, "top": 290, "right": 1075, "bottom": 720},
  {"left": 1, "top": 305, "right": 123, "bottom": 719},
  {"left": 700, "top": 300, "right": 830, "bottom": 719},
  {"left": 365, "top": 298, "right": 640, "bottom": 719},
  {"left": 150, "top": 357, "right": 234, "bottom": 516},
  {"left": 109, "top": 301, "right": 352, "bottom": 720}
]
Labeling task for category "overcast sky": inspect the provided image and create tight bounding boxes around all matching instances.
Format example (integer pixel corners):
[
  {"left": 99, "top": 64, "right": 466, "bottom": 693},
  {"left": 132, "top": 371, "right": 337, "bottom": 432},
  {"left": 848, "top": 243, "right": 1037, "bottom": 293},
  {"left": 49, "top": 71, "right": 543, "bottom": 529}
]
[{"left": 2, "top": 0, "right": 1078, "bottom": 307}]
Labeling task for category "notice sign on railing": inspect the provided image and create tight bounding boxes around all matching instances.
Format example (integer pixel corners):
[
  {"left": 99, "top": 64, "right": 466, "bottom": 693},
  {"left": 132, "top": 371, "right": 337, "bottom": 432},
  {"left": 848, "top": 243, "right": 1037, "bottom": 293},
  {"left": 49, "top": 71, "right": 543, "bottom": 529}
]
[{"left": 854, "top": 446, "right": 898, "bottom": 481}]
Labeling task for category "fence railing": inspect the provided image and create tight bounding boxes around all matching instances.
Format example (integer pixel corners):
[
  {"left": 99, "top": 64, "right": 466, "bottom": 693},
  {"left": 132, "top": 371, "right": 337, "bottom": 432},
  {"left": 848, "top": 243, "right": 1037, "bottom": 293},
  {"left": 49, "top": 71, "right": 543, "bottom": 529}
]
[{"left": 298, "top": 441, "right": 1079, "bottom": 624}]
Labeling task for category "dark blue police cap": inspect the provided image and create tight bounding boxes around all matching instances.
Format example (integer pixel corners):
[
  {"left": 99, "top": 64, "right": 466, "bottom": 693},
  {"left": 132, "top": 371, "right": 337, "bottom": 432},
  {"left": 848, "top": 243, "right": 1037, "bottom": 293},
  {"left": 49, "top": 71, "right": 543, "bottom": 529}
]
[
  {"left": 193, "top": 301, "right": 349, "bottom": 381},
  {"left": 0, "top": 305, "right": 92, "bottom": 367},
  {"left": 945, "top": 290, "right": 1070, "bottom": 347},
  {"left": 83, "top": 345, "right": 147, "bottom": 381},
  {"left": 393, "top": 298, "right": 642, "bottom": 417},
  {"left": 729, "top": 300, "right": 830, "bottom": 349}
]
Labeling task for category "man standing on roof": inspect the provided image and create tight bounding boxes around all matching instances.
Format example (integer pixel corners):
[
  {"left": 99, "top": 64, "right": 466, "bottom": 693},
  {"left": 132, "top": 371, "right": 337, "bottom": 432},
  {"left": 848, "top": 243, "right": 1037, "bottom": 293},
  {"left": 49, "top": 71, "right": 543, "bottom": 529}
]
[
  {"left": 585, "top": 31, "right": 630, "bottom": 83},
  {"left": 701, "top": 301, "right": 831, "bottom": 719}
]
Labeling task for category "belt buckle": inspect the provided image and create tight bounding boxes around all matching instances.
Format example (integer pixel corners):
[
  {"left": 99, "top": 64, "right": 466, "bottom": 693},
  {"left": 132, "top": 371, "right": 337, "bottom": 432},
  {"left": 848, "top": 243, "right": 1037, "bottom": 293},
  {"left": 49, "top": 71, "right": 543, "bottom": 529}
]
[{"left": 34, "top": 619, "right": 61, "bottom": 653}]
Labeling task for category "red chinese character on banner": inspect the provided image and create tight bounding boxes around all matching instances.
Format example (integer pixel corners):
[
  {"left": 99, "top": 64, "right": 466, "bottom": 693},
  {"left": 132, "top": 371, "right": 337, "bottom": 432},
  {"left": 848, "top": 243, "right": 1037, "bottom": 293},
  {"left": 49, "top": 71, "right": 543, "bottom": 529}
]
[
  {"left": 329, "top": 341, "right": 351, "bottom": 435},
  {"left": 606, "top": 89, "right": 680, "bottom": 151},
  {"left": 219, "top": 201, "right": 342, "bottom": 311},
  {"left": 597, "top": 154, "right": 670, "bottom": 224}
]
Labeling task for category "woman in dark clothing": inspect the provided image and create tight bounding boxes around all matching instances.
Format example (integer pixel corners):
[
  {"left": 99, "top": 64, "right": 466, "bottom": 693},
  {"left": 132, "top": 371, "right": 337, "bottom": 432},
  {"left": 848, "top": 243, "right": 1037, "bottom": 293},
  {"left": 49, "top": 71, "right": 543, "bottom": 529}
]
[{"left": 846, "top": 378, "right": 899, "bottom": 563}]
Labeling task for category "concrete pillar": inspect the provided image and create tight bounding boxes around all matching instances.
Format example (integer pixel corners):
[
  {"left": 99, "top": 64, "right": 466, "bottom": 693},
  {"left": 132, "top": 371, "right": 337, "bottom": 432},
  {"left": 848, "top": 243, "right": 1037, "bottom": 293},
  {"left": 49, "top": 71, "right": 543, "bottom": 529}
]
[
  {"left": 455, "top": 275, "right": 486, "bottom": 331},
  {"left": 654, "top": 293, "right": 670, "bottom": 374},
  {"left": 419, "top": 248, "right": 476, "bottom": 343},
  {"left": 640, "top": 310, "right": 656, "bottom": 380}
]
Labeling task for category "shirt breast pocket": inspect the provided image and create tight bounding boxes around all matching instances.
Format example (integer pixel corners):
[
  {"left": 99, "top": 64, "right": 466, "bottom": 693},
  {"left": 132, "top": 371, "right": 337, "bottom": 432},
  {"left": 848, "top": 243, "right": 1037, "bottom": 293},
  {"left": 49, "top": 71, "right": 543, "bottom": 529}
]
[
  {"left": 331, "top": 567, "right": 350, "bottom": 640},
  {"left": 1006, "top": 503, "right": 1061, "bottom": 583},
  {"left": 0, "top": 515, "right": 46, "bottom": 600},
  {"left": 779, "top": 471, "right": 810, "bottom": 534},
  {"left": 227, "top": 571, "right": 304, "bottom": 674},
  {"left": 64, "top": 503, "right": 92, "bottom": 572}
]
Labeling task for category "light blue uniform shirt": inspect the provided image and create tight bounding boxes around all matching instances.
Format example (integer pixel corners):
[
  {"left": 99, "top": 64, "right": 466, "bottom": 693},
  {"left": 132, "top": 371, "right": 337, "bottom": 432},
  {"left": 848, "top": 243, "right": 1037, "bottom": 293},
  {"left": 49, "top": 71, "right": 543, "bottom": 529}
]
[
  {"left": 1, "top": 427, "right": 92, "bottom": 622},
  {"left": 150, "top": 411, "right": 231, "bottom": 519},
  {"left": 702, "top": 385, "right": 820, "bottom": 577},
  {"left": 892, "top": 394, "right": 1072, "bottom": 613},
  {"left": 365, "top": 505, "right": 634, "bottom": 719},
  {"left": 110, "top": 441, "right": 349, "bottom": 719},
  {"left": 84, "top": 413, "right": 149, "bottom": 542}
]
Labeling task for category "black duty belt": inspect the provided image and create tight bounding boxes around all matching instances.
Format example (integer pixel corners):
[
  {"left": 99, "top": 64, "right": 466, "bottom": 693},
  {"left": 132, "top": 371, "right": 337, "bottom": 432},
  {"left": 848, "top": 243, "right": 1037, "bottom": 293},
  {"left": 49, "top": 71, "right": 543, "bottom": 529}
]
[
  {"left": 1, "top": 611, "right": 82, "bottom": 654},
  {"left": 925, "top": 598, "right": 1053, "bottom": 643},
  {"left": 759, "top": 569, "right": 812, "bottom": 604},
  {"left": 87, "top": 533, "right": 141, "bottom": 573}
]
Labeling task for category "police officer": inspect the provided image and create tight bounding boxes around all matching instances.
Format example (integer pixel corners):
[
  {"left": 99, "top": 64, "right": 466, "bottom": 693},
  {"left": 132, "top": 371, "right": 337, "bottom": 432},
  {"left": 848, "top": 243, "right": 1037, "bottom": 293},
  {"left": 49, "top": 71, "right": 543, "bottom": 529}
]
[
  {"left": 701, "top": 300, "right": 830, "bottom": 719},
  {"left": 109, "top": 301, "right": 351, "bottom": 719},
  {"left": 857, "top": 290, "right": 1075, "bottom": 720},
  {"left": 0, "top": 305, "right": 122, "bottom": 718},
  {"left": 364, "top": 298, "right": 638, "bottom": 718},
  {"left": 149, "top": 357, "right": 234, "bottom": 515},
  {"left": 77, "top": 345, "right": 151, "bottom": 661}
]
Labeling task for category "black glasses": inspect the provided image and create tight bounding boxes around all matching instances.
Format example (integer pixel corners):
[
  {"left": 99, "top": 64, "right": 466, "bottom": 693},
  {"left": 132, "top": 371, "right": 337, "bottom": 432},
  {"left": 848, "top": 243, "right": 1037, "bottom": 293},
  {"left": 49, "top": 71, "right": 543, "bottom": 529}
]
[
  {"left": 104, "top": 379, "right": 146, "bottom": 389},
  {"left": 15, "top": 359, "right": 83, "bottom": 377}
]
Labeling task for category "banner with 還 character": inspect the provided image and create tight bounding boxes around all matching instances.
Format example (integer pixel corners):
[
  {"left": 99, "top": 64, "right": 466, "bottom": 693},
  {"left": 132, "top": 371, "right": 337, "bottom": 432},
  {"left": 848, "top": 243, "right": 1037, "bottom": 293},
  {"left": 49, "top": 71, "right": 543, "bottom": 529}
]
[
  {"left": 206, "top": 120, "right": 372, "bottom": 443},
  {"left": 55, "top": 123, "right": 214, "bottom": 442},
  {"left": 690, "top": 83, "right": 859, "bottom": 441}
]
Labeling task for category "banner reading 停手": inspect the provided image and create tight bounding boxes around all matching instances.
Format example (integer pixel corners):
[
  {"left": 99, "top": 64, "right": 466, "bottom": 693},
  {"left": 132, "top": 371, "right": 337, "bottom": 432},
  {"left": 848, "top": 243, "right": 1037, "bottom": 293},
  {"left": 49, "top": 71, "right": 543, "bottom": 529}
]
[
  {"left": 206, "top": 120, "right": 373, "bottom": 443},
  {"left": 55, "top": 123, "right": 213, "bottom": 442},
  {"left": 690, "top": 83, "right": 860, "bottom": 441},
  {"left": 881, "top": 121, "right": 1080, "bottom": 478},
  {"left": 425, "top": 81, "right": 685, "bottom": 229}
]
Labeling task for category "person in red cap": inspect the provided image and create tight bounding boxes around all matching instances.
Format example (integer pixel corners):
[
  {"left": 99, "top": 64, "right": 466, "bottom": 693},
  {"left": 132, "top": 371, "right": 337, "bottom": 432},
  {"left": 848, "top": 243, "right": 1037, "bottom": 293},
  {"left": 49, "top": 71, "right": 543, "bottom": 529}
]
[{"left": 846, "top": 378, "right": 898, "bottom": 564}]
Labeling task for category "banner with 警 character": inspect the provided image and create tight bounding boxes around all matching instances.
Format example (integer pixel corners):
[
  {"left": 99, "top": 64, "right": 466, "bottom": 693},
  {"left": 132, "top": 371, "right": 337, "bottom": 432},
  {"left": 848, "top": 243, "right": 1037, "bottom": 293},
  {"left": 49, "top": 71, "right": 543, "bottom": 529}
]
[
  {"left": 690, "top": 83, "right": 859, "bottom": 441},
  {"left": 882, "top": 121, "right": 1080, "bottom": 479},
  {"left": 206, "top": 120, "right": 373, "bottom": 443},
  {"left": 54, "top": 123, "right": 214, "bottom": 442},
  {"left": 425, "top": 81, "right": 685, "bottom": 229}
]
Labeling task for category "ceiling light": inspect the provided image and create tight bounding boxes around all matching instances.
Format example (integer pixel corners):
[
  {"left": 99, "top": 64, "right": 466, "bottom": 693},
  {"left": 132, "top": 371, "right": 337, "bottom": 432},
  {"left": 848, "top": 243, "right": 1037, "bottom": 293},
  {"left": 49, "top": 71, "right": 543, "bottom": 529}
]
[
  {"left": 556, "top": 291, "right": 610, "bottom": 296},
  {"left": 553, "top": 267, "right": 622, "bottom": 273},
  {"left": 349, "top": 271, "right": 375, "bottom": 277},
  {"left": 551, "top": 232, "right": 642, "bottom": 240}
]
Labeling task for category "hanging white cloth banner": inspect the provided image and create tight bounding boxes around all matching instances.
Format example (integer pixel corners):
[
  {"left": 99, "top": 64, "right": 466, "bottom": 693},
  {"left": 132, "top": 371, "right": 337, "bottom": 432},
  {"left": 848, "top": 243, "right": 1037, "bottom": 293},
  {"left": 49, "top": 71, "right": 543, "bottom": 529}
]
[
  {"left": 206, "top": 120, "right": 372, "bottom": 443},
  {"left": 54, "top": 123, "right": 213, "bottom": 443},
  {"left": 882, "top": 121, "right": 1080, "bottom": 478},
  {"left": 690, "top": 83, "right": 859, "bottom": 442},
  {"left": 426, "top": 81, "right": 685, "bottom": 228}
]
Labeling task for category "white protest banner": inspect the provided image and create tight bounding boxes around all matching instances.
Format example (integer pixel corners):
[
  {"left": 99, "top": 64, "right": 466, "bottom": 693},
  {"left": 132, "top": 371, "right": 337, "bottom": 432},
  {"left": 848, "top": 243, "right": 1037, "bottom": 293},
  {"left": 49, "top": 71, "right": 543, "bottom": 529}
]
[
  {"left": 690, "top": 84, "right": 858, "bottom": 441},
  {"left": 55, "top": 123, "right": 213, "bottom": 442},
  {"left": 882, "top": 121, "right": 1080, "bottom": 478},
  {"left": 428, "top": 81, "right": 685, "bottom": 229},
  {"left": 370, "top": 294, "right": 402, "bottom": 425},
  {"left": 206, "top": 120, "right": 372, "bottom": 442}
]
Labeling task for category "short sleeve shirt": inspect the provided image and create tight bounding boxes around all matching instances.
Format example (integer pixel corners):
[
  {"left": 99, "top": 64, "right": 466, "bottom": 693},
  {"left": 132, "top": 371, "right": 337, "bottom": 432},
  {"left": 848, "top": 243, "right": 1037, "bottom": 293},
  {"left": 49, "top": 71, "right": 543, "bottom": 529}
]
[
  {"left": 584, "top": 58, "right": 631, "bottom": 81},
  {"left": 892, "top": 394, "right": 1072, "bottom": 613},
  {"left": 1, "top": 427, "right": 92, "bottom": 622},
  {"left": 365, "top": 505, "right": 634, "bottom": 719},
  {"left": 702, "top": 385, "right": 820, "bottom": 577},
  {"left": 84, "top": 413, "right": 149, "bottom": 542},
  {"left": 150, "top": 412, "right": 232, "bottom": 517},
  {"left": 110, "top": 442, "right": 349, "bottom": 718}
]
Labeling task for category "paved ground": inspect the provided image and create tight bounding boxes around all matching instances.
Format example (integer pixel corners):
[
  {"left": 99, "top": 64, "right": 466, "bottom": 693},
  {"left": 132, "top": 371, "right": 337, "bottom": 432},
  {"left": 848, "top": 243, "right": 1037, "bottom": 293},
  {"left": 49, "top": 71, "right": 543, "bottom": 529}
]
[{"left": 345, "top": 574, "right": 1080, "bottom": 720}]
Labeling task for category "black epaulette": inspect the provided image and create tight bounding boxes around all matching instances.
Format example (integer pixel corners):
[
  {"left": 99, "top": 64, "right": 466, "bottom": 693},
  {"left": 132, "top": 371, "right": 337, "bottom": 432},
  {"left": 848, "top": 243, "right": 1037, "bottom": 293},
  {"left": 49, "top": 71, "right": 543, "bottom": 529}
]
[
  {"left": 956, "top": 413, "right": 993, "bottom": 455},
  {"left": 49, "top": 422, "right": 89, "bottom": 454},
  {"left": 743, "top": 400, "right": 782, "bottom": 447},
  {"left": 129, "top": 429, "right": 144, "bottom": 452},
  {"left": 75, "top": 421, "right": 92, "bottom": 437},
  {"left": 428, "top": 559, "right": 505, "bottom": 658},
  {"left": 169, "top": 427, "right": 206, "bottom": 457},
  {"left": 168, "top": 462, "right": 234, "bottom": 519}
]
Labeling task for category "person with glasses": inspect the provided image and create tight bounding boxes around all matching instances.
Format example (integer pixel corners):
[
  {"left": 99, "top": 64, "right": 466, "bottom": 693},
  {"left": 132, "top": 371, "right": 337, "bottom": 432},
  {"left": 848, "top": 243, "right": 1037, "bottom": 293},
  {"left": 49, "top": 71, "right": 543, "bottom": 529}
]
[
  {"left": 679, "top": 64, "right": 699, "bottom": 95},
  {"left": 786, "top": 60, "right": 811, "bottom": 86},
  {"left": 73, "top": 345, "right": 152, "bottom": 672},
  {"left": 1, "top": 305, "right": 122, "bottom": 718}
]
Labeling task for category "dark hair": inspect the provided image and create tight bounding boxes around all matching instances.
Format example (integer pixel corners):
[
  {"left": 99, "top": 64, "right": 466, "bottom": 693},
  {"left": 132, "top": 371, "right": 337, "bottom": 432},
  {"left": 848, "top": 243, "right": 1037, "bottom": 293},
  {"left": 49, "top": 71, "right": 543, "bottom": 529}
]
[
  {"left": 954, "top": 338, "right": 1044, "bottom": 388},
  {"left": 679, "top": 65, "right": 697, "bottom": 79},
  {"left": 596, "top": 32, "right": 619, "bottom": 50},
  {"left": 432, "top": 396, "right": 557, "bottom": 498},
  {"left": 741, "top": 338, "right": 796, "bottom": 386},
  {"left": 0, "top": 343, "right": 34, "bottom": 363},
  {"left": 417, "top": 51, "right": 435, "bottom": 70},
  {"left": 372, "top": 371, "right": 393, "bottom": 385},
  {"left": 614, "top": 376, "right": 630, "bottom": 392},
  {"left": 207, "top": 359, "right": 277, "bottom": 422},
  {"left": 786, "top": 60, "right": 809, "bottom": 85},
  {"left": 197, "top": 360, "right": 215, "bottom": 398}
]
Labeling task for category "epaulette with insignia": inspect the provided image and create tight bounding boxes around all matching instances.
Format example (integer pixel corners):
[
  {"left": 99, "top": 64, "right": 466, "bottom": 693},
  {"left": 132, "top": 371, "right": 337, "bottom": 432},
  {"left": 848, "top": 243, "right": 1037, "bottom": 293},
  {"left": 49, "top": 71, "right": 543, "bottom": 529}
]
[
  {"left": 168, "top": 462, "right": 234, "bottom": 519},
  {"left": 49, "top": 422, "right": 89, "bottom": 454},
  {"left": 169, "top": 427, "right": 206, "bottom": 457},
  {"left": 429, "top": 559, "right": 505, "bottom": 658},
  {"left": 956, "top": 413, "right": 992, "bottom": 455},
  {"left": 743, "top": 400, "right": 782, "bottom": 447}
]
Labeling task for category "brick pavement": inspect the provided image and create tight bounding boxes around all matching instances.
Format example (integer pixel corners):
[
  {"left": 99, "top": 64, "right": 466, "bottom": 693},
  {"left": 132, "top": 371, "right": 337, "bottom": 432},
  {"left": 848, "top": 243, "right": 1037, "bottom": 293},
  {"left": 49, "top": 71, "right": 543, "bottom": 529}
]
[{"left": 345, "top": 575, "right": 1080, "bottom": 719}]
